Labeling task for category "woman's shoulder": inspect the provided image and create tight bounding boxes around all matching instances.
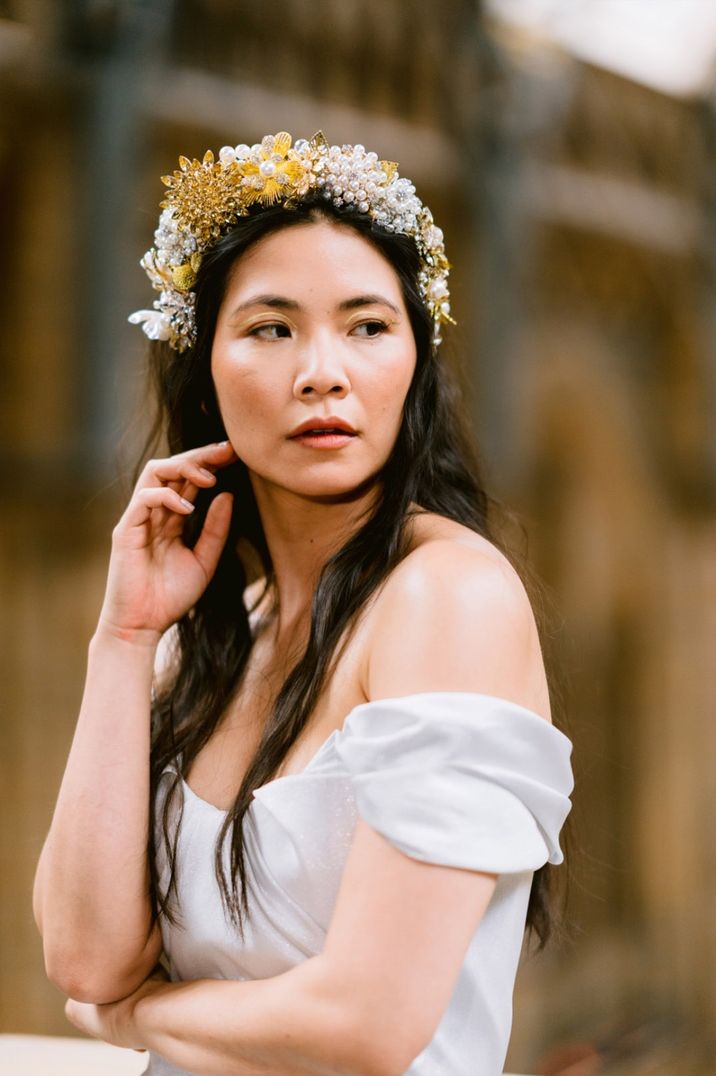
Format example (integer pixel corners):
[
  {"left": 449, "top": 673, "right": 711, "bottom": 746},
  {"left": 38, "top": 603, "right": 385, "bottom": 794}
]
[
  {"left": 355, "top": 508, "right": 550, "bottom": 718},
  {"left": 399, "top": 507, "right": 525, "bottom": 598},
  {"left": 375, "top": 510, "right": 535, "bottom": 642}
]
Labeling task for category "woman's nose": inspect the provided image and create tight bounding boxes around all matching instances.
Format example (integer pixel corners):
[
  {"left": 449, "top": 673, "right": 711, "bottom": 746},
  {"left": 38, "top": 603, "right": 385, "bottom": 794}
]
[{"left": 293, "top": 336, "right": 351, "bottom": 399}]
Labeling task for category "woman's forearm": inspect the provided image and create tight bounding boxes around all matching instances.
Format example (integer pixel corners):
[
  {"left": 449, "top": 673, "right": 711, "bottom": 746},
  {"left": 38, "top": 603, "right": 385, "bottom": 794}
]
[
  {"left": 129, "top": 958, "right": 387, "bottom": 1076},
  {"left": 34, "top": 627, "right": 162, "bottom": 1001}
]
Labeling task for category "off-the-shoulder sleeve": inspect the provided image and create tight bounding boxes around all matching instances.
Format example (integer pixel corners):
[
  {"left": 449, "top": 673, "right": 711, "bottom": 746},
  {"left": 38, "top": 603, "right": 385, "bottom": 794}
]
[{"left": 333, "top": 692, "right": 574, "bottom": 874}]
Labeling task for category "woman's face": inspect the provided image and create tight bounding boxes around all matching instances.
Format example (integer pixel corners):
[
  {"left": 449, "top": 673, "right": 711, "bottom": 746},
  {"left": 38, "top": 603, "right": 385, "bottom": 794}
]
[{"left": 210, "top": 218, "right": 417, "bottom": 501}]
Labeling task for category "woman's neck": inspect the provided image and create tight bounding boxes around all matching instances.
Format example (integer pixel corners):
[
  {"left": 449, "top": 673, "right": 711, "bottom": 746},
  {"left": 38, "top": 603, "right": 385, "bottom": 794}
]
[{"left": 249, "top": 476, "right": 379, "bottom": 634}]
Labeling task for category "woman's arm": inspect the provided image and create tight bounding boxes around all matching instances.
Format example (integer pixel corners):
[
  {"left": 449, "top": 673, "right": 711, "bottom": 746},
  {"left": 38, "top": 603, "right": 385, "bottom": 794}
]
[
  {"left": 67, "top": 540, "right": 547, "bottom": 1073},
  {"left": 67, "top": 955, "right": 395, "bottom": 1076},
  {"left": 33, "top": 628, "right": 164, "bottom": 1002},
  {"left": 33, "top": 442, "right": 236, "bottom": 1003}
]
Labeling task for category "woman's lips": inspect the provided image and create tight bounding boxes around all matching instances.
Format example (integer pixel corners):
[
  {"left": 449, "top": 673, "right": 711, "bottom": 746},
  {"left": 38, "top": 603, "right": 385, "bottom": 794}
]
[{"left": 290, "top": 431, "right": 357, "bottom": 449}]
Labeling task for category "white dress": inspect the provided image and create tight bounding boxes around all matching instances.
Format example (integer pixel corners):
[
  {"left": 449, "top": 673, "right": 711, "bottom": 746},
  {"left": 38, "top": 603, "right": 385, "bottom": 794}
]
[{"left": 144, "top": 692, "right": 574, "bottom": 1075}]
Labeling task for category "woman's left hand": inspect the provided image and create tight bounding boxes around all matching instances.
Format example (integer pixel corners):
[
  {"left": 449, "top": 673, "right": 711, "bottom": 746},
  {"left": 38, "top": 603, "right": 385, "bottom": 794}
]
[{"left": 64, "top": 964, "right": 170, "bottom": 1051}]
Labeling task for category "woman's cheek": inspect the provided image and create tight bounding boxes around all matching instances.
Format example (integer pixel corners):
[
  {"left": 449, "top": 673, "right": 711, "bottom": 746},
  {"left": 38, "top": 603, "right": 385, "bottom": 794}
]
[{"left": 214, "top": 367, "right": 270, "bottom": 434}]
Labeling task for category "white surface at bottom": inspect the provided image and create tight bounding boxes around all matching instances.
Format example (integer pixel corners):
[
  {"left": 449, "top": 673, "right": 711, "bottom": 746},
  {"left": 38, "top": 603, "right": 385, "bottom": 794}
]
[
  {"left": 0, "top": 1034, "right": 532, "bottom": 1075},
  {"left": 0, "top": 1034, "right": 148, "bottom": 1075}
]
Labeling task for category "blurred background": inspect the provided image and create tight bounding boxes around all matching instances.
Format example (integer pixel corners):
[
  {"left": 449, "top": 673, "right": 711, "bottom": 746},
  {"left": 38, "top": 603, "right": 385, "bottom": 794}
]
[{"left": 1, "top": 1, "right": 715, "bottom": 1072}]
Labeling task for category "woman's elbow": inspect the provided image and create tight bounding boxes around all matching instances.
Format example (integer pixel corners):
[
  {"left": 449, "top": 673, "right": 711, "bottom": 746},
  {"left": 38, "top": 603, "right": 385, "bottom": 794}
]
[
  {"left": 42, "top": 948, "right": 142, "bottom": 1003},
  {"left": 42, "top": 929, "right": 162, "bottom": 1004},
  {"left": 336, "top": 1010, "right": 431, "bottom": 1076},
  {"left": 308, "top": 960, "right": 431, "bottom": 1076}
]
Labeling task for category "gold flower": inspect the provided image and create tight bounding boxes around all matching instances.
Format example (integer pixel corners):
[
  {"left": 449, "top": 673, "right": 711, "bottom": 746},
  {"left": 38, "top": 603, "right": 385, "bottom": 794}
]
[
  {"left": 160, "top": 150, "right": 244, "bottom": 244},
  {"left": 236, "top": 132, "right": 309, "bottom": 207}
]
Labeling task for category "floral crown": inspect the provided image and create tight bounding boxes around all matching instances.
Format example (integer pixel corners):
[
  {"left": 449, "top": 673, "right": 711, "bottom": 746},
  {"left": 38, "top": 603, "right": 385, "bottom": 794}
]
[{"left": 129, "top": 130, "right": 455, "bottom": 352}]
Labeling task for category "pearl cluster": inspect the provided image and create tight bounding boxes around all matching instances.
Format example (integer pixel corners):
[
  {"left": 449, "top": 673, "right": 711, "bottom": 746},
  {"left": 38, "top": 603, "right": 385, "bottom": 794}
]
[
  {"left": 129, "top": 132, "right": 454, "bottom": 352},
  {"left": 317, "top": 143, "right": 416, "bottom": 226},
  {"left": 154, "top": 206, "right": 199, "bottom": 264}
]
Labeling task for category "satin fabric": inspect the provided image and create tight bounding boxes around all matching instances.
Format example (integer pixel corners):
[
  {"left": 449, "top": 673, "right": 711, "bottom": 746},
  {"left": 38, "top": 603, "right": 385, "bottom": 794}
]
[{"left": 144, "top": 692, "right": 574, "bottom": 1075}]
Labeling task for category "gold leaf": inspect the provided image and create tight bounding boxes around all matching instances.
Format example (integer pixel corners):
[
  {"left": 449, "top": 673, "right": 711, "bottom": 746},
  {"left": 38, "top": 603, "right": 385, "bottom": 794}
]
[
  {"left": 283, "top": 160, "right": 305, "bottom": 182},
  {"left": 203, "top": 149, "right": 215, "bottom": 166},
  {"left": 310, "top": 130, "right": 329, "bottom": 149},
  {"left": 273, "top": 132, "right": 292, "bottom": 156},
  {"left": 379, "top": 160, "right": 399, "bottom": 182},
  {"left": 178, "top": 155, "right": 192, "bottom": 171}
]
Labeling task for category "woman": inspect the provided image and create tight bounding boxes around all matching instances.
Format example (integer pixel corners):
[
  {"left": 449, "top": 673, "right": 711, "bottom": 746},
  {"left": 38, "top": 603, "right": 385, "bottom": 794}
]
[{"left": 33, "top": 131, "right": 574, "bottom": 1075}]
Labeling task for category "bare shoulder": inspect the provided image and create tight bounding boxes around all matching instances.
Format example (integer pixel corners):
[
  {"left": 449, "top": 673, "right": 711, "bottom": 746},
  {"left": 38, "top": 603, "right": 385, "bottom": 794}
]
[
  {"left": 361, "top": 509, "right": 552, "bottom": 721},
  {"left": 388, "top": 508, "right": 532, "bottom": 619}
]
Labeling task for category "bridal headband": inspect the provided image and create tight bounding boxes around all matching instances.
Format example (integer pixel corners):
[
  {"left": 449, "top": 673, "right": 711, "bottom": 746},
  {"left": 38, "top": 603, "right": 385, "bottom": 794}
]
[{"left": 129, "top": 130, "right": 455, "bottom": 352}]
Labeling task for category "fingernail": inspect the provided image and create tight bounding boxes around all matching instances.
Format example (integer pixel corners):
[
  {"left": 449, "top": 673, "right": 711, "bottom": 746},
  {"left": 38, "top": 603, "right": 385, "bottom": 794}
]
[
  {"left": 198, "top": 467, "right": 215, "bottom": 479},
  {"left": 180, "top": 498, "right": 195, "bottom": 511}
]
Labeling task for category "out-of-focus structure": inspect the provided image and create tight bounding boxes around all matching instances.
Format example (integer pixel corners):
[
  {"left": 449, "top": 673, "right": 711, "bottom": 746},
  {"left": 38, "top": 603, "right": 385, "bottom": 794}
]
[{"left": 1, "top": 2, "right": 715, "bottom": 1072}]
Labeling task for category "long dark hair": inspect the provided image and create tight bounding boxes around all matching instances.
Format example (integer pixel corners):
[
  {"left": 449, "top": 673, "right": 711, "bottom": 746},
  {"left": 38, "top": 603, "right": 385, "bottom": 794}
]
[{"left": 141, "top": 195, "right": 571, "bottom": 952}]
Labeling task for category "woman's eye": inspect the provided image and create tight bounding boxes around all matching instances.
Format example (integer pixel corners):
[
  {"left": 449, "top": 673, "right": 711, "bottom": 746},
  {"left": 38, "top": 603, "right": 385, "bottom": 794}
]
[
  {"left": 248, "top": 323, "right": 290, "bottom": 340},
  {"left": 352, "top": 320, "right": 388, "bottom": 337}
]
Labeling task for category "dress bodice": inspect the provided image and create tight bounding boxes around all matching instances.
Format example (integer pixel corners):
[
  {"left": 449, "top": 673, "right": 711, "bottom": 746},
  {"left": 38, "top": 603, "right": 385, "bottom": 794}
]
[{"left": 144, "top": 692, "right": 574, "bottom": 1076}]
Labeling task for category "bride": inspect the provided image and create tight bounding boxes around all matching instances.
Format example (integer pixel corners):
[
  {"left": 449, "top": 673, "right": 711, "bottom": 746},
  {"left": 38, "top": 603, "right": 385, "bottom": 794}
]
[{"left": 33, "top": 131, "right": 573, "bottom": 1075}]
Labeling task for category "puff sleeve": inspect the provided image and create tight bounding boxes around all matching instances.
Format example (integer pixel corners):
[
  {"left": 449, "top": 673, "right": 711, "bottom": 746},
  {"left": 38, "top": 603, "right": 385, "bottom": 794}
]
[{"left": 333, "top": 691, "right": 574, "bottom": 874}]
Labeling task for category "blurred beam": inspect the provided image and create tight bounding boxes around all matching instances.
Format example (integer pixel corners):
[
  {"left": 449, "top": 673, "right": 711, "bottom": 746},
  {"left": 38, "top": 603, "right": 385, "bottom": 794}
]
[
  {"left": 700, "top": 98, "right": 716, "bottom": 494},
  {"left": 522, "top": 161, "right": 703, "bottom": 254},
  {"left": 0, "top": 18, "right": 33, "bottom": 70},
  {"left": 68, "top": 0, "right": 175, "bottom": 478},
  {"left": 468, "top": 36, "right": 579, "bottom": 488},
  {"left": 140, "top": 66, "right": 462, "bottom": 186}
]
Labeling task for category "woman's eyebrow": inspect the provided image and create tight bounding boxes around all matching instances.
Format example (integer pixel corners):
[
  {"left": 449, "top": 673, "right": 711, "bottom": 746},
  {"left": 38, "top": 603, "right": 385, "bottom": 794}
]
[
  {"left": 231, "top": 295, "right": 299, "bottom": 316},
  {"left": 338, "top": 294, "right": 401, "bottom": 315},
  {"left": 229, "top": 293, "right": 401, "bottom": 317}
]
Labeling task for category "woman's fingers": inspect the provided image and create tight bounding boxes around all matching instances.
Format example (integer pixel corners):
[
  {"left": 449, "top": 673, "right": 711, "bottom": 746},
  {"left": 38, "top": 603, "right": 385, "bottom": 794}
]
[
  {"left": 143, "top": 460, "right": 215, "bottom": 495},
  {"left": 120, "top": 485, "right": 197, "bottom": 531},
  {"left": 136, "top": 442, "right": 236, "bottom": 491},
  {"left": 192, "top": 491, "right": 234, "bottom": 580},
  {"left": 117, "top": 442, "right": 237, "bottom": 536},
  {"left": 171, "top": 478, "right": 199, "bottom": 504}
]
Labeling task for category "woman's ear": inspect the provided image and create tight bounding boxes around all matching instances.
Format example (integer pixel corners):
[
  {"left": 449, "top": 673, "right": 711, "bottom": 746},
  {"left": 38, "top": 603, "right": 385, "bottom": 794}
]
[
  {"left": 201, "top": 385, "right": 224, "bottom": 423},
  {"left": 198, "top": 392, "right": 227, "bottom": 443}
]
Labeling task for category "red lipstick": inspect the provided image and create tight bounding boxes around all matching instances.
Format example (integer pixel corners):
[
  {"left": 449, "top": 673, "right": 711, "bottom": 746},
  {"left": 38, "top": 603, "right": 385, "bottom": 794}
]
[
  {"left": 289, "top": 416, "right": 357, "bottom": 438},
  {"left": 288, "top": 416, "right": 357, "bottom": 449}
]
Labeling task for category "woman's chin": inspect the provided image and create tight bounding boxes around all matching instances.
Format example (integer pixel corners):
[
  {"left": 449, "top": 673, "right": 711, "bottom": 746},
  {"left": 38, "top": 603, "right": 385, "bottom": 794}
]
[
  {"left": 250, "top": 467, "right": 381, "bottom": 504},
  {"left": 291, "top": 477, "right": 378, "bottom": 502}
]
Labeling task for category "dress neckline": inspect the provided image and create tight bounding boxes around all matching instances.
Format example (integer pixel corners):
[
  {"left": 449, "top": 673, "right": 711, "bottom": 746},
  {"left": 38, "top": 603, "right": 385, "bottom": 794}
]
[
  {"left": 176, "top": 690, "right": 567, "bottom": 815},
  {"left": 180, "top": 726, "right": 343, "bottom": 815}
]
